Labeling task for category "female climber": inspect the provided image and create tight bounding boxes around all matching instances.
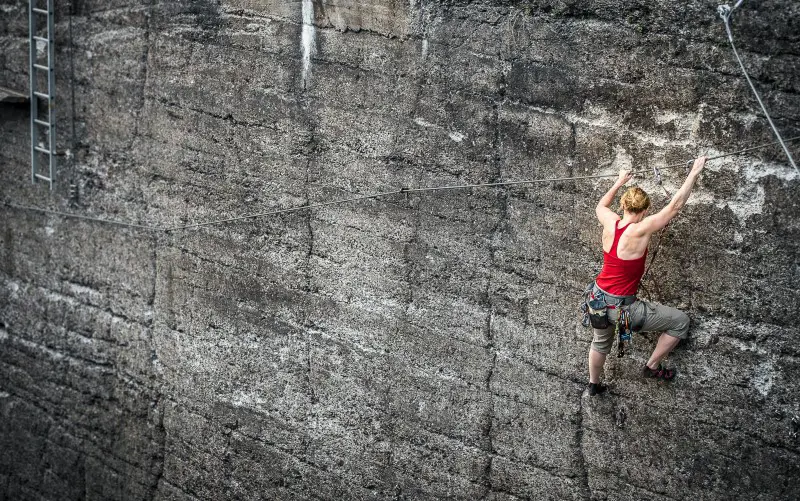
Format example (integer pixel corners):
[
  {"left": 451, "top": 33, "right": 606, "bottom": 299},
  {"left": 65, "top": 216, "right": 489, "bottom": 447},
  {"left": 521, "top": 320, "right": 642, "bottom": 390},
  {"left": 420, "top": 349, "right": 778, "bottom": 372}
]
[{"left": 587, "top": 157, "right": 706, "bottom": 396}]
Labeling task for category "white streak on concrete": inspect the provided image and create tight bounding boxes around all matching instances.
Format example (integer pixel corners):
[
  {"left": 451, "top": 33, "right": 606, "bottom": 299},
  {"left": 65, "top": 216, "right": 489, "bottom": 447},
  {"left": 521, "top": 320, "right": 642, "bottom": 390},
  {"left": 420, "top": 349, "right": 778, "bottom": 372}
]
[
  {"left": 727, "top": 184, "right": 765, "bottom": 222},
  {"left": 448, "top": 131, "right": 465, "bottom": 142},
  {"left": 301, "top": 0, "right": 316, "bottom": 89},
  {"left": 688, "top": 106, "right": 705, "bottom": 142},
  {"left": 728, "top": 337, "right": 768, "bottom": 356},
  {"left": 610, "top": 146, "right": 633, "bottom": 172},
  {"left": 231, "top": 391, "right": 269, "bottom": 408},
  {"left": 742, "top": 160, "right": 799, "bottom": 183},
  {"left": 688, "top": 316, "right": 720, "bottom": 348},
  {"left": 68, "top": 282, "right": 102, "bottom": 300},
  {"left": 421, "top": 39, "right": 429, "bottom": 60},
  {"left": 654, "top": 111, "right": 682, "bottom": 125},
  {"left": 413, "top": 117, "right": 442, "bottom": 129},
  {"left": 87, "top": 27, "right": 141, "bottom": 45},
  {"left": 732, "top": 112, "right": 760, "bottom": 129},
  {"left": 533, "top": 103, "right": 694, "bottom": 149},
  {"left": 15, "top": 336, "right": 66, "bottom": 361},
  {"left": 686, "top": 187, "right": 765, "bottom": 225},
  {"left": 753, "top": 360, "right": 775, "bottom": 396},
  {"left": 45, "top": 291, "right": 78, "bottom": 306},
  {"left": 686, "top": 155, "right": 798, "bottom": 225}
]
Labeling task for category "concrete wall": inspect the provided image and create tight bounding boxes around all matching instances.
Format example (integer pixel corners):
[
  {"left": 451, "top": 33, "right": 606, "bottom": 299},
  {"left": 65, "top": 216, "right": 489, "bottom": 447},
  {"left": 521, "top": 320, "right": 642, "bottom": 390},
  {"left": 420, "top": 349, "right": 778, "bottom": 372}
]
[{"left": 1, "top": 1, "right": 799, "bottom": 499}]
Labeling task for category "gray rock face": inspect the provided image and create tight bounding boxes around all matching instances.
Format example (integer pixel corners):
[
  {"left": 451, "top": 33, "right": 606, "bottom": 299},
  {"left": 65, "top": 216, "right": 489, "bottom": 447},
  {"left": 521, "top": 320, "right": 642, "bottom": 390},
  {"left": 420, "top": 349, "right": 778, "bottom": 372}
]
[{"left": 1, "top": 1, "right": 799, "bottom": 499}]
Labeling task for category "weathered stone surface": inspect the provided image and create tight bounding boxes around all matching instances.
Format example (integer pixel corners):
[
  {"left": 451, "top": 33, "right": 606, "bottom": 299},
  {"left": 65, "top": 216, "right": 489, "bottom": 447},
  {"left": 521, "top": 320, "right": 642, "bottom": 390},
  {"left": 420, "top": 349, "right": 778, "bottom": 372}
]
[{"left": 1, "top": 0, "right": 800, "bottom": 499}]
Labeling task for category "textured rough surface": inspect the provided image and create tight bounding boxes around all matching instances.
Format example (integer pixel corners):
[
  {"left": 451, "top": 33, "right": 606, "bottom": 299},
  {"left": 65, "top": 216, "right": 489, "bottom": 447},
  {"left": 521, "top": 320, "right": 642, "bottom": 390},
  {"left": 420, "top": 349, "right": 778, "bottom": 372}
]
[{"left": 1, "top": 1, "right": 800, "bottom": 500}]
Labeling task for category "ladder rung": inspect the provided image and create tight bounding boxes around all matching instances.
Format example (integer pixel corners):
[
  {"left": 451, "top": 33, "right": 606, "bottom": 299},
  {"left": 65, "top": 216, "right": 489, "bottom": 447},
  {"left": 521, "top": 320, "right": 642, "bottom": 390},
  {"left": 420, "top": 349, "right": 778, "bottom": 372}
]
[
  {"left": 34, "top": 119, "right": 52, "bottom": 127},
  {"left": 33, "top": 91, "right": 52, "bottom": 100},
  {"left": 33, "top": 36, "right": 50, "bottom": 43},
  {"left": 34, "top": 146, "right": 53, "bottom": 155},
  {"left": 33, "top": 64, "right": 51, "bottom": 72},
  {"left": 32, "top": 8, "right": 49, "bottom": 15},
  {"left": 34, "top": 173, "right": 52, "bottom": 182}
]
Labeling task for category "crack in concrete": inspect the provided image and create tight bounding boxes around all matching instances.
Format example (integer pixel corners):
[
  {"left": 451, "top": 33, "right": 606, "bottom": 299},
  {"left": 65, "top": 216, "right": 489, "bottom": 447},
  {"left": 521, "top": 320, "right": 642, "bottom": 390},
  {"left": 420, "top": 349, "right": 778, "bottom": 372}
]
[
  {"left": 155, "top": 97, "right": 281, "bottom": 131},
  {"left": 299, "top": 76, "right": 320, "bottom": 467},
  {"left": 478, "top": 76, "right": 508, "bottom": 499},
  {"left": 381, "top": 184, "right": 422, "bottom": 498},
  {"left": 132, "top": 0, "right": 156, "bottom": 149},
  {"left": 575, "top": 394, "right": 593, "bottom": 501},
  {"left": 146, "top": 394, "right": 166, "bottom": 501}
]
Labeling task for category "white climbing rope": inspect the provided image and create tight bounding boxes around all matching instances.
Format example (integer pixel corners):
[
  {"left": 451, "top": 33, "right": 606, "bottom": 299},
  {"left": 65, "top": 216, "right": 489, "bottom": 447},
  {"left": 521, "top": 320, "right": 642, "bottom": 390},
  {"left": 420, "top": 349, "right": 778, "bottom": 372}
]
[{"left": 718, "top": 2, "right": 798, "bottom": 173}]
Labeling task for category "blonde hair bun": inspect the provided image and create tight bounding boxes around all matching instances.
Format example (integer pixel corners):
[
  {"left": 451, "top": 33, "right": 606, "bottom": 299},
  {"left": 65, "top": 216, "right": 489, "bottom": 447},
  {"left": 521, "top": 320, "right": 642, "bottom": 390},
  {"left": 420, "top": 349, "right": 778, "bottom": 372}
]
[{"left": 620, "top": 187, "right": 651, "bottom": 214}]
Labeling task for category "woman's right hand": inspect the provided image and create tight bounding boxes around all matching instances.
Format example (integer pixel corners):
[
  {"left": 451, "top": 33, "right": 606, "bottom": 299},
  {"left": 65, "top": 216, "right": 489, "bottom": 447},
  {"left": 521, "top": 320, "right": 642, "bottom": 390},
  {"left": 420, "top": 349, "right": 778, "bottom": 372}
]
[
  {"left": 617, "top": 169, "right": 633, "bottom": 185},
  {"left": 691, "top": 156, "right": 707, "bottom": 174}
]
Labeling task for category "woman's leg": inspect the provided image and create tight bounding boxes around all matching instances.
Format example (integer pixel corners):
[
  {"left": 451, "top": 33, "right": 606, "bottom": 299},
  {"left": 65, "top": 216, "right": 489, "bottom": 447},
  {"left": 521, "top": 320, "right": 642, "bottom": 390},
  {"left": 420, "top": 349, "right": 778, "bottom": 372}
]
[
  {"left": 646, "top": 333, "right": 680, "bottom": 369},
  {"left": 589, "top": 348, "right": 607, "bottom": 384},
  {"left": 636, "top": 300, "right": 690, "bottom": 370},
  {"left": 588, "top": 320, "right": 615, "bottom": 385}
]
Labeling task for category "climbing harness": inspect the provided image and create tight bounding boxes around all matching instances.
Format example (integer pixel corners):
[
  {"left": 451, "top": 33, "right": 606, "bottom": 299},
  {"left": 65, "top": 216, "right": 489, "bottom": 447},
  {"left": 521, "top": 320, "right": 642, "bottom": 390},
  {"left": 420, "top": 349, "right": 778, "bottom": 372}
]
[
  {"left": 582, "top": 284, "right": 636, "bottom": 358},
  {"left": 718, "top": 2, "right": 798, "bottom": 173}
]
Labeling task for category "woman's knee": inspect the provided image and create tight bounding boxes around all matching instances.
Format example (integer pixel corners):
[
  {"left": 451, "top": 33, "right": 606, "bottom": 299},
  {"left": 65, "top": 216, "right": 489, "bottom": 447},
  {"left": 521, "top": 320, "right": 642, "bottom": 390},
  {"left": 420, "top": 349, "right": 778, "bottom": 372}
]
[{"left": 668, "top": 311, "right": 691, "bottom": 339}]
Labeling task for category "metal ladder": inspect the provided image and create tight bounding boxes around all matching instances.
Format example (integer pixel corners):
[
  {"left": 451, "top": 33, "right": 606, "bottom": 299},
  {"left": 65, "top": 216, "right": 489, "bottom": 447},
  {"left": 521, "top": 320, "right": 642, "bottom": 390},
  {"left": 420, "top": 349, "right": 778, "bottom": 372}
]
[{"left": 29, "top": 0, "right": 56, "bottom": 189}]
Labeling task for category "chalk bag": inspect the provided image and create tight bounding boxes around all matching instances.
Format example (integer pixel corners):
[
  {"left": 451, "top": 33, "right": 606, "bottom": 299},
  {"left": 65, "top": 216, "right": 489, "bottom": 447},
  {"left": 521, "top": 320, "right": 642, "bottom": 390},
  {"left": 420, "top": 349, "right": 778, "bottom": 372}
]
[{"left": 587, "top": 298, "right": 610, "bottom": 329}]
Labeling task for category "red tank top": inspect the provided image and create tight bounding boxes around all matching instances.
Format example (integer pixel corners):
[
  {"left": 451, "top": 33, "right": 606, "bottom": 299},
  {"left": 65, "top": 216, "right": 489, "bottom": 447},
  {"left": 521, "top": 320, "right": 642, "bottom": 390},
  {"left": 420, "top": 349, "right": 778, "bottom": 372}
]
[{"left": 595, "top": 221, "right": 647, "bottom": 296}]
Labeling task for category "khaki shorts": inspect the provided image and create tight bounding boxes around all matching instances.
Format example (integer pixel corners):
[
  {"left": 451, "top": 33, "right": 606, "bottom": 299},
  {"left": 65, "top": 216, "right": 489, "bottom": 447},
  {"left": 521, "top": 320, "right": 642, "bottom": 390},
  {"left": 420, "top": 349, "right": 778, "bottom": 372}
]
[{"left": 591, "top": 299, "right": 690, "bottom": 355}]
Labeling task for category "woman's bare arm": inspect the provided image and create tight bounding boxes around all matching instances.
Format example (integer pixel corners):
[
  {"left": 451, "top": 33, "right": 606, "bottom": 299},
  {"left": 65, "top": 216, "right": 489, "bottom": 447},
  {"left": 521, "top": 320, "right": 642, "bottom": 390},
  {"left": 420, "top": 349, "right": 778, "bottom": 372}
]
[
  {"left": 636, "top": 157, "right": 706, "bottom": 234},
  {"left": 595, "top": 170, "right": 632, "bottom": 226}
]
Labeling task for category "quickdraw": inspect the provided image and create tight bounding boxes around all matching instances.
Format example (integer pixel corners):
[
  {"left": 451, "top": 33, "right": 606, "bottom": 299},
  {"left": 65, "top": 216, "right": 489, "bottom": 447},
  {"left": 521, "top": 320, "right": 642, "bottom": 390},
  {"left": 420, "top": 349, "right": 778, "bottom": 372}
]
[
  {"left": 616, "top": 308, "right": 633, "bottom": 358},
  {"left": 652, "top": 165, "right": 670, "bottom": 197},
  {"left": 652, "top": 165, "right": 662, "bottom": 186}
]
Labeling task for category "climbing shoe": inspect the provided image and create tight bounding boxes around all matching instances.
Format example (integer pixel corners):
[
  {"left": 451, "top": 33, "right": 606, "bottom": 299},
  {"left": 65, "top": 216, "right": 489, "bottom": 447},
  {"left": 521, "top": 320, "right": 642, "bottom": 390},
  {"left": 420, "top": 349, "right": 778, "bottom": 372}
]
[
  {"left": 642, "top": 364, "right": 676, "bottom": 381},
  {"left": 588, "top": 383, "right": 607, "bottom": 396}
]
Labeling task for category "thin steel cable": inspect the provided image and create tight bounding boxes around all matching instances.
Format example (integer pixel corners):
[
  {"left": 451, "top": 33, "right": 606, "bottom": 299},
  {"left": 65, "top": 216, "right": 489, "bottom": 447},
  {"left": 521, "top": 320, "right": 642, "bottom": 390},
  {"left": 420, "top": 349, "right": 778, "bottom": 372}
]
[
  {"left": 163, "top": 190, "right": 406, "bottom": 231},
  {"left": 5, "top": 137, "right": 799, "bottom": 233},
  {"left": 703, "top": 135, "right": 800, "bottom": 163},
  {"left": 167, "top": 136, "right": 799, "bottom": 231},
  {"left": 718, "top": 3, "right": 798, "bottom": 173},
  {"left": 3, "top": 201, "right": 159, "bottom": 231}
]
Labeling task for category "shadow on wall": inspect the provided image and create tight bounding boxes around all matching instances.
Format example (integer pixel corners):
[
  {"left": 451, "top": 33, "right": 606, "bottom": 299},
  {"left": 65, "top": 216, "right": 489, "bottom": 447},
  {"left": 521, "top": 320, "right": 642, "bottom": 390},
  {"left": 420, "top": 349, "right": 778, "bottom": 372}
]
[{"left": 0, "top": 102, "right": 30, "bottom": 162}]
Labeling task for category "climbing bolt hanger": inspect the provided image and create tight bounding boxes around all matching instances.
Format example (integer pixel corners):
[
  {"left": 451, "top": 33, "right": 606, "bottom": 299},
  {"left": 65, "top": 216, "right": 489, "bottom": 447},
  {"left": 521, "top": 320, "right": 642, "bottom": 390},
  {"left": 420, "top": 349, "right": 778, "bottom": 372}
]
[{"left": 718, "top": 1, "right": 798, "bottom": 173}]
